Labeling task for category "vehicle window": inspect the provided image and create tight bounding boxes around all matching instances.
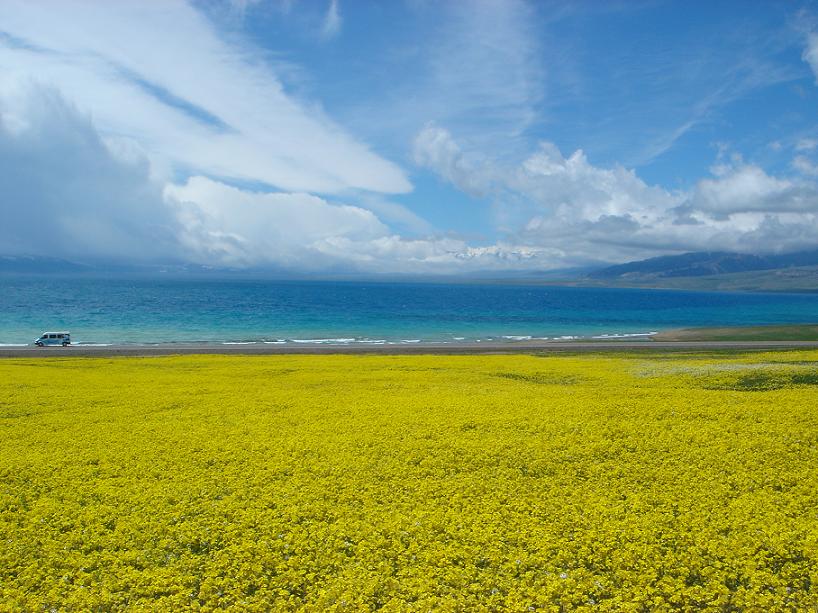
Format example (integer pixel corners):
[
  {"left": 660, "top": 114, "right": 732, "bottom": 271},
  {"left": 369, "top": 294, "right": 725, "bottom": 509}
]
[
  {"left": 49, "top": 334, "right": 56, "bottom": 339},
  {"left": 57, "top": 334, "right": 63, "bottom": 339}
]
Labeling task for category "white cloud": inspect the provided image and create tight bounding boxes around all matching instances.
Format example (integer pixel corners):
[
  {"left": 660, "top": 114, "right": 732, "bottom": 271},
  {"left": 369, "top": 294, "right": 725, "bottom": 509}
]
[
  {"left": 690, "top": 165, "right": 818, "bottom": 215},
  {"left": 1, "top": 84, "right": 547, "bottom": 273},
  {"left": 167, "top": 176, "right": 388, "bottom": 268},
  {"left": 417, "top": 125, "right": 818, "bottom": 263},
  {"left": 309, "top": 235, "right": 556, "bottom": 273},
  {"left": 169, "top": 177, "right": 559, "bottom": 272},
  {"left": 793, "top": 155, "right": 818, "bottom": 176},
  {"left": 227, "top": 0, "right": 262, "bottom": 16},
  {"left": 351, "top": 0, "right": 543, "bottom": 160},
  {"left": 321, "top": 0, "right": 342, "bottom": 39},
  {"left": 803, "top": 32, "right": 818, "bottom": 82},
  {"left": 8, "top": 78, "right": 818, "bottom": 273},
  {"left": 426, "top": 0, "right": 542, "bottom": 145},
  {"left": 413, "top": 124, "right": 490, "bottom": 197},
  {"left": 6, "top": 1, "right": 818, "bottom": 274},
  {"left": 0, "top": 0, "right": 409, "bottom": 195},
  {"left": 0, "top": 87, "right": 179, "bottom": 262},
  {"left": 350, "top": 195, "right": 436, "bottom": 236},
  {"left": 796, "top": 137, "right": 818, "bottom": 151}
]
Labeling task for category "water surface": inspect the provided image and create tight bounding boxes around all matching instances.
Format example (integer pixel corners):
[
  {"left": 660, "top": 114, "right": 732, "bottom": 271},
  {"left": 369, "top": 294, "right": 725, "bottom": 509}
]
[{"left": 1, "top": 276, "right": 817, "bottom": 345}]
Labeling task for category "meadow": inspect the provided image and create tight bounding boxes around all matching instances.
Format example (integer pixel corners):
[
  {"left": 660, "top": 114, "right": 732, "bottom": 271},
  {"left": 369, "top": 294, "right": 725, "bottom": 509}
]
[{"left": 1, "top": 351, "right": 817, "bottom": 611}]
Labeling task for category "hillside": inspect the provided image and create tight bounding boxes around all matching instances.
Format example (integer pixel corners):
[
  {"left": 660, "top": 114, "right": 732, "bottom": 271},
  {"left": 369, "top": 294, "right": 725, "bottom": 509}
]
[
  {"left": 588, "top": 250, "right": 818, "bottom": 280},
  {"left": 568, "top": 250, "right": 818, "bottom": 292}
]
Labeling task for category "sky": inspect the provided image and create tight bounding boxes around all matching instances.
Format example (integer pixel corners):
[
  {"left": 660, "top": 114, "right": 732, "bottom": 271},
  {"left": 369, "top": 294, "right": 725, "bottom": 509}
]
[{"left": 4, "top": 0, "right": 818, "bottom": 274}]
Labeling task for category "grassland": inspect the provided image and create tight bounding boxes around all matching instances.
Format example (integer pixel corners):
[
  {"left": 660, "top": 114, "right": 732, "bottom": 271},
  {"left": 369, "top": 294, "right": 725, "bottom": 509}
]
[
  {"left": 1, "top": 352, "right": 818, "bottom": 611},
  {"left": 653, "top": 324, "right": 818, "bottom": 342}
]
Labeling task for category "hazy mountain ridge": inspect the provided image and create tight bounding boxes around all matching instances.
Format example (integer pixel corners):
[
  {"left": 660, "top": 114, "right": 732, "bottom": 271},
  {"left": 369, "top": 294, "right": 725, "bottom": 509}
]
[
  {"left": 0, "top": 255, "right": 90, "bottom": 274},
  {"left": 4, "top": 251, "right": 818, "bottom": 293},
  {"left": 588, "top": 250, "right": 818, "bottom": 280}
]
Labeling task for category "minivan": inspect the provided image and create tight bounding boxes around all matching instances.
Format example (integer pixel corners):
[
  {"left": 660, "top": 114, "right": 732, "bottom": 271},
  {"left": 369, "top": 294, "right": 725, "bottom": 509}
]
[{"left": 34, "top": 332, "right": 71, "bottom": 347}]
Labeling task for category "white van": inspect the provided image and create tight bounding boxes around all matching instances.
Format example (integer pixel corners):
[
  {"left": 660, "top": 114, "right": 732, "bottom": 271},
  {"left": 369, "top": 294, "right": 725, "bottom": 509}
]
[{"left": 34, "top": 332, "right": 71, "bottom": 347}]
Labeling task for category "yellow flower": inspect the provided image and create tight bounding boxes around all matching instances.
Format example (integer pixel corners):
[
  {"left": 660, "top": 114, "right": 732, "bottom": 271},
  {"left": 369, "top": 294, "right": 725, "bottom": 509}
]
[{"left": 1, "top": 351, "right": 817, "bottom": 610}]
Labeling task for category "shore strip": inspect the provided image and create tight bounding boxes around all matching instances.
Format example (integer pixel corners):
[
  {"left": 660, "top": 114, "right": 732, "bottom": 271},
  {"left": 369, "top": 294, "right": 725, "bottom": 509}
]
[
  {"left": 4, "top": 339, "right": 818, "bottom": 357},
  {"left": 653, "top": 323, "right": 818, "bottom": 342}
]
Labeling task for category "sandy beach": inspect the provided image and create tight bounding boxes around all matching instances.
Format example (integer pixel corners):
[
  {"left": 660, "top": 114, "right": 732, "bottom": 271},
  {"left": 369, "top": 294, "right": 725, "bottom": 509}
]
[{"left": 4, "top": 339, "right": 818, "bottom": 357}]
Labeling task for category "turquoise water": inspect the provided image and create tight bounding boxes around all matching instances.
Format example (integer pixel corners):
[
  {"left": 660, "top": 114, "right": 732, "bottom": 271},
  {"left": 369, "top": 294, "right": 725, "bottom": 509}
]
[{"left": 1, "top": 276, "right": 817, "bottom": 345}]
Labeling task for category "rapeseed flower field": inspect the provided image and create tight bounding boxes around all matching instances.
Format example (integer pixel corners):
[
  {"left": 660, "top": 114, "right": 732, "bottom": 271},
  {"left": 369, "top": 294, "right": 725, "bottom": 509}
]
[{"left": 1, "top": 351, "right": 817, "bottom": 611}]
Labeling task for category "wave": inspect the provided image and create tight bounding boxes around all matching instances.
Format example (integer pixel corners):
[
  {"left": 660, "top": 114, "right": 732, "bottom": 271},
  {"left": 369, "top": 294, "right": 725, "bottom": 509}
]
[
  {"left": 1, "top": 331, "right": 662, "bottom": 347},
  {"left": 591, "top": 332, "right": 657, "bottom": 339}
]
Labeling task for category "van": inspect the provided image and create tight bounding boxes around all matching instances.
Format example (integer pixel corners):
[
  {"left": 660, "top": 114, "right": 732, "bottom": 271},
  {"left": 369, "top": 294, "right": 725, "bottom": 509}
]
[{"left": 34, "top": 332, "right": 71, "bottom": 347}]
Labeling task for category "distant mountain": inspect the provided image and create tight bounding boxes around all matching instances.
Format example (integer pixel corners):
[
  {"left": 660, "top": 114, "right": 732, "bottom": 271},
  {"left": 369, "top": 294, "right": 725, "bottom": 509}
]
[
  {"left": 0, "top": 256, "right": 248, "bottom": 276},
  {"left": 0, "top": 255, "right": 90, "bottom": 274},
  {"left": 588, "top": 250, "right": 818, "bottom": 280}
]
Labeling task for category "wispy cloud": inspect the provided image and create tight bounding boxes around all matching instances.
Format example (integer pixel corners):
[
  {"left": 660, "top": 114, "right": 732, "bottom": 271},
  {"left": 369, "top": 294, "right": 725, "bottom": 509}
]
[
  {"left": 796, "top": 137, "right": 818, "bottom": 151},
  {"left": 4, "top": 0, "right": 818, "bottom": 273},
  {"left": 533, "top": 7, "right": 803, "bottom": 169},
  {"left": 321, "top": 0, "right": 342, "bottom": 39},
  {"left": 0, "top": 85, "right": 531, "bottom": 272},
  {"left": 340, "top": 0, "right": 544, "bottom": 163},
  {"left": 802, "top": 32, "right": 818, "bottom": 82},
  {"left": 0, "top": 0, "right": 408, "bottom": 195}
]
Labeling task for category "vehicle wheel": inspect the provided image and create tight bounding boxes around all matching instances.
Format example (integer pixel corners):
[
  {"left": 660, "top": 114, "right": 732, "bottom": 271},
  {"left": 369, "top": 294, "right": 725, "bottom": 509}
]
[
  {"left": 62, "top": 342, "right": 69, "bottom": 347},
  {"left": 35, "top": 342, "right": 43, "bottom": 347}
]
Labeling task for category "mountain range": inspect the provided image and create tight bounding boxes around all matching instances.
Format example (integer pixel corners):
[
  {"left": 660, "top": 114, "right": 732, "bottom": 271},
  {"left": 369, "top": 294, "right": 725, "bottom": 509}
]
[
  {"left": 588, "top": 250, "right": 818, "bottom": 280},
  {"left": 4, "top": 250, "right": 818, "bottom": 292}
]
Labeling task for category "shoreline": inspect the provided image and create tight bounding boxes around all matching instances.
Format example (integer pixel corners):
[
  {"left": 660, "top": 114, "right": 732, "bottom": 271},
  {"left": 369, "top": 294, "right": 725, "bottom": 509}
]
[{"left": 4, "top": 338, "right": 818, "bottom": 357}]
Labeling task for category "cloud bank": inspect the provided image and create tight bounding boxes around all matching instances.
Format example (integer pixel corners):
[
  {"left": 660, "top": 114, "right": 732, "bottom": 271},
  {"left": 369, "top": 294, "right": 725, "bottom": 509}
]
[
  {"left": 415, "top": 125, "right": 818, "bottom": 263},
  {"left": 0, "top": 86, "right": 542, "bottom": 273},
  {"left": 4, "top": 1, "right": 818, "bottom": 274},
  {"left": 0, "top": 0, "right": 407, "bottom": 195},
  {"left": 0, "top": 87, "right": 178, "bottom": 262}
]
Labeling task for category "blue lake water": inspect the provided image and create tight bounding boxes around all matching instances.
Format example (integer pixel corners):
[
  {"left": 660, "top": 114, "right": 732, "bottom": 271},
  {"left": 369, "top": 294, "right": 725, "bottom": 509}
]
[{"left": 1, "top": 276, "right": 817, "bottom": 345}]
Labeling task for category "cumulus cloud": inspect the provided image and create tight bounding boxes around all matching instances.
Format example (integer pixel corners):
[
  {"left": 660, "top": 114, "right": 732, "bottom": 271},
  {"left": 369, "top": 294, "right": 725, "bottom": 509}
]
[
  {"left": 0, "top": 0, "right": 408, "bottom": 195},
  {"left": 1, "top": 84, "right": 549, "bottom": 273},
  {"left": 413, "top": 124, "right": 490, "bottom": 197},
  {"left": 167, "top": 176, "right": 388, "bottom": 268},
  {"left": 0, "top": 86, "right": 376, "bottom": 268},
  {"left": 689, "top": 165, "right": 818, "bottom": 216},
  {"left": 168, "top": 177, "right": 562, "bottom": 272},
  {"left": 6, "top": 1, "right": 817, "bottom": 274},
  {"left": 0, "top": 87, "right": 179, "bottom": 262},
  {"left": 416, "top": 125, "right": 818, "bottom": 263}
]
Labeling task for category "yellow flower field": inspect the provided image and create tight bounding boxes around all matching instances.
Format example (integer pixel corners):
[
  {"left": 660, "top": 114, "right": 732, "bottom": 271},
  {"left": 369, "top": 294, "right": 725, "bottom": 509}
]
[{"left": 1, "top": 351, "right": 817, "bottom": 611}]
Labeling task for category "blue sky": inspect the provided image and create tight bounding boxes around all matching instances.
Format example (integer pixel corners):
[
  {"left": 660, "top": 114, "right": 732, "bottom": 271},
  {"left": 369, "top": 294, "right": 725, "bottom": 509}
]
[{"left": 3, "top": 0, "right": 818, "bottom": 273}]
